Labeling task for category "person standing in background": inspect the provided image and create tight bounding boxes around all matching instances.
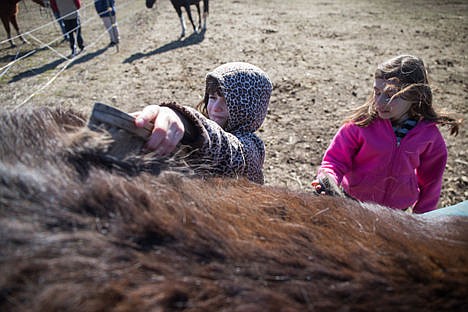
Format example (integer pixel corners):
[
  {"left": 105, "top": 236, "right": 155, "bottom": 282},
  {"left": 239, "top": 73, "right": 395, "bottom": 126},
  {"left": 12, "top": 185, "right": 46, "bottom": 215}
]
[
  {"left": 48, "top": 0, "right": 69, "bottom": 42},
  {"left": 94, "top": 0, "right": 120, "bottom": 47},
  {"left": 50, "top": 0, "right": 84, "bottom": 57}
]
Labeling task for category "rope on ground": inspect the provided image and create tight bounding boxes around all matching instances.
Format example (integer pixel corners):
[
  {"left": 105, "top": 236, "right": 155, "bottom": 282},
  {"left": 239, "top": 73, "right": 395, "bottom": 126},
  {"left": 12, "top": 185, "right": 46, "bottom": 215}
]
[{"left": 7, "top": 0, "right": 146, "bottom": 108}]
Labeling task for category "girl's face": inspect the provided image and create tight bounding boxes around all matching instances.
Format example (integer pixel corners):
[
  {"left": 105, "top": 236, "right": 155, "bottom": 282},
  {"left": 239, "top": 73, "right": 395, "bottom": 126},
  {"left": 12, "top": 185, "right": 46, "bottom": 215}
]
[
  {"left": 207, "top": 93, "right": 229, "bottom": 127},
  {"left": 373, "top": 78, "right": 412, "bottom": 123}
]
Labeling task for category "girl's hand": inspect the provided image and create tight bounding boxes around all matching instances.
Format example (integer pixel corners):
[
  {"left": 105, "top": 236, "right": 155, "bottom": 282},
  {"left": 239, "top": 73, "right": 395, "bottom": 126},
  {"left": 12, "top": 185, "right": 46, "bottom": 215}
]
[
  {"left": 311, "top": 180, "right": 326, "bottom": 195},
  {"left": 312, "top": 175, "right": 343, "bottom": 197},
  {"left": 133, "top": 105, "right": 185, "bottom": 156}
]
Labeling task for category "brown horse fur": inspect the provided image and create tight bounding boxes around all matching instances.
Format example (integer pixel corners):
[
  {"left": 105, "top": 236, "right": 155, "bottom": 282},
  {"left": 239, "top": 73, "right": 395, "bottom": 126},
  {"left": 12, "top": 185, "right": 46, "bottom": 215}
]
[
  {"left": 0, "top": 0, "right": 45, "bottom": 47},
  {"left": 0, "top": 106, "right": 467, "bottom": 311}
]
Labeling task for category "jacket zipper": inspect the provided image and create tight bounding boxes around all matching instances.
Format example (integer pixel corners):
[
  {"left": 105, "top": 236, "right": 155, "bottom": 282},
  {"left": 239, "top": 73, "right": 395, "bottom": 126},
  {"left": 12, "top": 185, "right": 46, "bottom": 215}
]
[
  {"left": 383, "top": 121, "right": 421, "bottom": 206},
  {"left": 383, "top": 120, "right": 400, "bottom": 204}
]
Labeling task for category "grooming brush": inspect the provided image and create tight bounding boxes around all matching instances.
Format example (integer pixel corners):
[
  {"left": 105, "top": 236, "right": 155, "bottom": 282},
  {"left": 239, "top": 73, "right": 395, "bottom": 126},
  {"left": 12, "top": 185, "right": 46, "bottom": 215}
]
[{"left": 87, "top": 102, "right": 153, "bottom": 158}]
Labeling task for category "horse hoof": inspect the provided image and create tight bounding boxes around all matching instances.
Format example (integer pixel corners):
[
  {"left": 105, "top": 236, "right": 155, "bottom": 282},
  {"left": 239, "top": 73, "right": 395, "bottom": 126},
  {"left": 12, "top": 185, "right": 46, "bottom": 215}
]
[{"left": 145, "top": 0, "right": 156, "bottom": 9}]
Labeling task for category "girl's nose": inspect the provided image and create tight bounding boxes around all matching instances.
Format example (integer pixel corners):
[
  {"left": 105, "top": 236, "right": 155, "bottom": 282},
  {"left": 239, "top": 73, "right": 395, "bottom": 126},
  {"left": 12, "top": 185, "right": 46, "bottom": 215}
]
[{"left": 213, "top": 99, "right": 224, "bottom": 112}]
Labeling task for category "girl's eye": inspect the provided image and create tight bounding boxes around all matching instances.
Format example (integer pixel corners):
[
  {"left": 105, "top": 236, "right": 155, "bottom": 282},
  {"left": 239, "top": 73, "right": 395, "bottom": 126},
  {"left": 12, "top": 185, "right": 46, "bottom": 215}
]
[
  {"left": 386, "top": 91, "right": 398, "bottom": 101},
  {"left": 374, "top": 89, "right": 394, "bottom": 102}
]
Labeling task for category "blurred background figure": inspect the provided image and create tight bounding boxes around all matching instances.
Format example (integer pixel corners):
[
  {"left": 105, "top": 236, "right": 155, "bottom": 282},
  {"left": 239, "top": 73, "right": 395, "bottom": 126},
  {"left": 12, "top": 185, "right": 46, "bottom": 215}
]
[
  {"left": 94, "top": 0, "right": 120, "bottom": 47},
  {"left": 47, "top": 0, "right": 69, "bottom": 42},
  {"left": 50, "top": 0, "right": 84, "bottom": 57}
]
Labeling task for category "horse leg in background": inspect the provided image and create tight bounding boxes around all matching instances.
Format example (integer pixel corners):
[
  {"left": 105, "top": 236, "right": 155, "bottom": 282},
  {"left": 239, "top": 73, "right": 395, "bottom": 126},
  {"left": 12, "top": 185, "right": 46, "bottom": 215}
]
[
  {"left": 170, "top": 1, "right": 190, "bottom": 38},
  {"left": 0, "top": 15, "right": 15, "bottom": 47},
  {"left": 10, "top": 12, "right": 28, "bottom": 45},
  {"left": 202, "top": 0, "right": 208, "bottom": 30},
  {"left": 31, "top": 0, "right": 45, "bottom": 7},
  {"left": 6, "top": 0, "right": 45, "bottom": 46},
  {"left": 192, "top": 1, "right": 202, "bottom": 30},
  {"left": 145, "top": 0, "right": 157, "bottom": 9},
  {"left": 1, "top": 2, "right": 27, "bottom": 48},
  {"left": 179, "top": 0, "right": 198, "bottom": 35}
]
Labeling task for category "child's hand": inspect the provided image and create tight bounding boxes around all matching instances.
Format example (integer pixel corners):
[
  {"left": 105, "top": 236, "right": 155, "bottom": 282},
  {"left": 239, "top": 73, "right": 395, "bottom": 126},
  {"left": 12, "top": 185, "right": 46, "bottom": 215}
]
[
  {"left": 311, "top": 180, "right": 326, "bottom": 195},
  {"left": 312, "top": 174, "right": 343, "bottom": 197},
  {"left": 133, "top": 105, "right": 185, "bottom": 156}
]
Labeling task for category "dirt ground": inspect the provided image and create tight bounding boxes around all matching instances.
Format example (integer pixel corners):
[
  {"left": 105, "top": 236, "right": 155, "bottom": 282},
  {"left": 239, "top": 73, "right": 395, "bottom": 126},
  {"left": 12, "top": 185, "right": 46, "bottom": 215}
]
[{"left": 0, "top": 0, "right": 466, "bottom": 208}]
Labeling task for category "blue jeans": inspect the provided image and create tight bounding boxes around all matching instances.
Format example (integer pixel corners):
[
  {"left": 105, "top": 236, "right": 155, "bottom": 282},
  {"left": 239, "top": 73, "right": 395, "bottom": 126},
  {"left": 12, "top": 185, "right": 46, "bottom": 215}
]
[{"left": 53, "top": 11, "right": 68, "bottom": 40}]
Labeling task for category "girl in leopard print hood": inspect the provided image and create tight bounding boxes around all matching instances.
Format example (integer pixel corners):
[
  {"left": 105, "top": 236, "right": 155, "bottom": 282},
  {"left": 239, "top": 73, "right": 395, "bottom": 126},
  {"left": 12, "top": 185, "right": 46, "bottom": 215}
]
[{"left": 134, "top": 62, "right": 272, "bottom": 184}]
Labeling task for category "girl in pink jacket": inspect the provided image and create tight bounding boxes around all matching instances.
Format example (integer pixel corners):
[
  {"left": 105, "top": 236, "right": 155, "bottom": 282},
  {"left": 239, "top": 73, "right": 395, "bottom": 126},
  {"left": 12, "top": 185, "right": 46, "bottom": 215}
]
[{"left": 313, "top": 55, "right": 461, "bottom": 213}]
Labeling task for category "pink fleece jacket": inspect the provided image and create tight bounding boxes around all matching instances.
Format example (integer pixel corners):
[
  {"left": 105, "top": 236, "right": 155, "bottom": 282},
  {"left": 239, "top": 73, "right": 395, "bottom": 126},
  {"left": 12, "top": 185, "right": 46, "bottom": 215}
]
[{"left": 317, "top": 118, "right": 447, "bottom": 213}]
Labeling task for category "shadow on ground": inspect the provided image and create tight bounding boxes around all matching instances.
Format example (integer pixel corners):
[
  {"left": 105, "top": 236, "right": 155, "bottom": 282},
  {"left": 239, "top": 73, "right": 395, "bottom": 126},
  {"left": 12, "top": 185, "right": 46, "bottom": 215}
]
[
  {"left": 123, "top": 29, "right": 205, "bottom": 64},
  {"left": 8, "top": 47, "right": 109, "bottom": 83}
]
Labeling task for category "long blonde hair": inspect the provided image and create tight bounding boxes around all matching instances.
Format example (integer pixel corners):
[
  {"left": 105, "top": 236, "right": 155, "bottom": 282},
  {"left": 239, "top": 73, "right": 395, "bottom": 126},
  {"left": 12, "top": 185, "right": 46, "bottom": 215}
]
[{"left": 346, "top": 55, "right": 461, "bottom": 135}]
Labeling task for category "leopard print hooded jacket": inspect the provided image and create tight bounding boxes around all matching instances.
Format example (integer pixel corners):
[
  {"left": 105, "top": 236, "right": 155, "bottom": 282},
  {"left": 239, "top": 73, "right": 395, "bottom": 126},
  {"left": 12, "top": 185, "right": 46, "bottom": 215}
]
[{"left": 162, "top": 62, "right": 272, "bottom": 184}]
